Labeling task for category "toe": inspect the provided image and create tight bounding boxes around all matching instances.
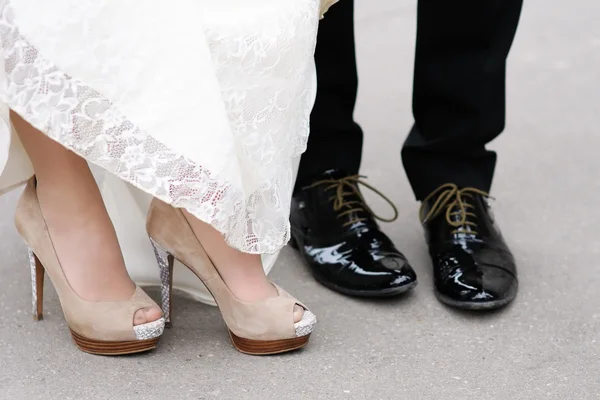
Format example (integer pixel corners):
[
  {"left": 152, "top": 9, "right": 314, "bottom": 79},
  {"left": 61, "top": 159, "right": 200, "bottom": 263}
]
[
  {"left": 133, "top": 306, "right": 163, "bottom": 326},
  {"left": 293, "top": 304, "right": 304, "bottom": 323}
]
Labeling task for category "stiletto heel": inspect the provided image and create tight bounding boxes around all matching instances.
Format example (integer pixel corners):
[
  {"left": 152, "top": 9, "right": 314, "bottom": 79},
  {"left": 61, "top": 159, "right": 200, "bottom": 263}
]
[
  {"left": 150, "top": 238, "right": 174, "bottom": 328},
  {"left": 29, "top": 247, "right": 44, "bottom": 321},
  {"left": 16, "top": 178, "right": 165, "bottom": 355},
  {"left": 147, "top": 198, "right": 317, "bottom": 355}
]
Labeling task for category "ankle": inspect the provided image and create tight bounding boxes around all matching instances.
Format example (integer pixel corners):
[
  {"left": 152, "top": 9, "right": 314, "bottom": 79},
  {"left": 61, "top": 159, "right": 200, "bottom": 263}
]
[{"left": 36, "top": 176, "right": 106, "bottom": 216}]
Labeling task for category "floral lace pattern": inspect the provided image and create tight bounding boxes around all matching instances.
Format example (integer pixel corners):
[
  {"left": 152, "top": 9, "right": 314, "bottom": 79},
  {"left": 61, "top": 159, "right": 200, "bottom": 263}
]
[{"left": 0, "top": 0, "right": 319, "bottom": 254}]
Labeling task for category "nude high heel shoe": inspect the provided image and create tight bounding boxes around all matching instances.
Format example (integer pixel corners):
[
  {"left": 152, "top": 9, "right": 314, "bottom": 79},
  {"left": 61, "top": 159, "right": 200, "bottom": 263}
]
[
  {"left": 146, "top": 198, "right": 317, "bottom": 355},
  {"left": 16, "top": 178, "right": 165, "bottom": 355}
]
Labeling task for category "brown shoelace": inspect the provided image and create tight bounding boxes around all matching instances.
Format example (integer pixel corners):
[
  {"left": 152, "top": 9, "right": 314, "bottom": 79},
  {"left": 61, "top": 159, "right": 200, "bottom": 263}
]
[
  {"left": 309, "top": 175, "right": 398, "bottom": 227},
  {"left": 419, "top": 183, "right": 492, "bottom": 236}
]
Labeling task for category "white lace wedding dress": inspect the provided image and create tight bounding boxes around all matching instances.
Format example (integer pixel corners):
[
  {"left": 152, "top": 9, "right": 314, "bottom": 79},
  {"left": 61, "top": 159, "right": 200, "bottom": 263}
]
[{"left": 0, "top": 0, "right": 320, "bottom": 302}]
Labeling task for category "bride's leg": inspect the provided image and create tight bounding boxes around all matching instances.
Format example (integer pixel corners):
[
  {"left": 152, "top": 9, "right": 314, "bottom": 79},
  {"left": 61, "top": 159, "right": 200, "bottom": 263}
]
[
  {"left": 11, "top": 111, "right": 161, "bottom": 324},
  {"left": 182, "top": 211, "right": 304, "bottom": 323}
]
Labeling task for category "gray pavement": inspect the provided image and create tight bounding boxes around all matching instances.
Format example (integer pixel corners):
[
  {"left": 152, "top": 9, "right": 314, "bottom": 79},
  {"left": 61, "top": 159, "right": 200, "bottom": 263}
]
[{"left": 2, "top": 1, "right": 600, "bottom": 399}]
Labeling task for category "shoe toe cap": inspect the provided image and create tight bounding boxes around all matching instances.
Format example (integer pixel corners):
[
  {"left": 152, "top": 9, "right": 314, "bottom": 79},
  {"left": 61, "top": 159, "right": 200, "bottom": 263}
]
[
  {"left": 437, "top": 264, "right": 518, "bottom": 308},
  {"left": 349, "top": 256, "right": 417, "bottom": 292}
]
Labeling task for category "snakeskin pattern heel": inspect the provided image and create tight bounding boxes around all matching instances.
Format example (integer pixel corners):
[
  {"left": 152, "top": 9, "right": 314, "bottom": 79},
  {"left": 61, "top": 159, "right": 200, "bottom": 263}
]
[{"left": 150, "top": 238, "right": 175, "bottom": 328}]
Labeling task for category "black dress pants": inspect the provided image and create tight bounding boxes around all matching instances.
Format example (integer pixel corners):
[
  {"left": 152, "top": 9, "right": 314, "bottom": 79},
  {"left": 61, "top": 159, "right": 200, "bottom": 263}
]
[{"left": 296, "top": 0, "right": 523, "bottom": 200}]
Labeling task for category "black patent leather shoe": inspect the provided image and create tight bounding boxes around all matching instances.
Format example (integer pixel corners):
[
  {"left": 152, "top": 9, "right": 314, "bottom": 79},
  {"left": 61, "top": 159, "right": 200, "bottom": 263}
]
[
  {"left": 290, "top": 170, "right": 417, "bottom": 297},
  {"left": 420, "top": 184, "right": 518, "bottom": 310}
]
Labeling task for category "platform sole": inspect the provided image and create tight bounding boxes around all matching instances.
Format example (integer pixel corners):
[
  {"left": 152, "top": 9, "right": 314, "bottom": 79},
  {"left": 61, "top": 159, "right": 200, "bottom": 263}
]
[
  {"left": 70, "top": 329, "right": 160, "bottom": 356},
  {"left": 229, "top": 331, "right": 310, "bottom": 355}
]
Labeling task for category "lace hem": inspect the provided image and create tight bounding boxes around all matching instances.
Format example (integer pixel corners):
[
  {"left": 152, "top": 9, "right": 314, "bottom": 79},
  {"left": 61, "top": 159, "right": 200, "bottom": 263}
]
[{"left": 0, "top": 1, "right": 317, "bottom": 254}]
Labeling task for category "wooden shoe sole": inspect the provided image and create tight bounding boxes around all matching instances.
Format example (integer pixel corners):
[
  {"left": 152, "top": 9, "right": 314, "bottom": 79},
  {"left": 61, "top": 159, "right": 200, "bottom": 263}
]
[
  {"left": 229, "top": 331, "right": 310, "bottom": 355},
  {"left": 70, "top": 330, "right": 160, "bottom": 356}
]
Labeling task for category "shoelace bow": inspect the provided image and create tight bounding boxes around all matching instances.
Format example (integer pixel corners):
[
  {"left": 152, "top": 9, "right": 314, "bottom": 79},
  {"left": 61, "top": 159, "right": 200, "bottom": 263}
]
[
  {"left": 309, "top": 175, "right": 398, "bottom": 227},
  {"left": 419, "top": 183, "right": 492, "bottom": 236}
]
